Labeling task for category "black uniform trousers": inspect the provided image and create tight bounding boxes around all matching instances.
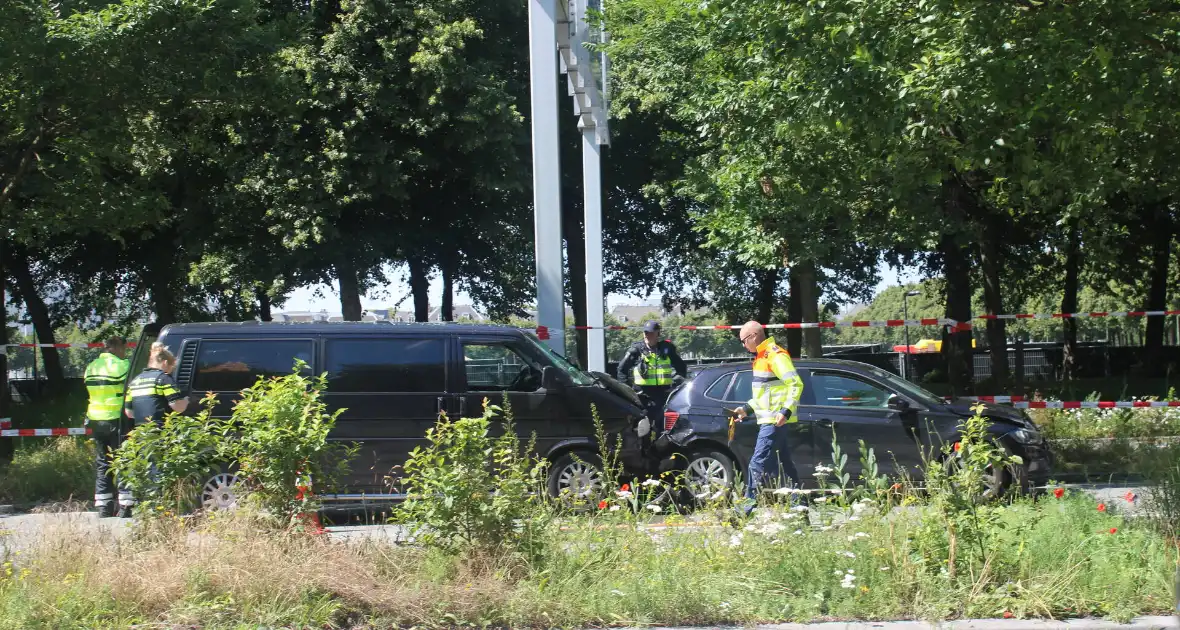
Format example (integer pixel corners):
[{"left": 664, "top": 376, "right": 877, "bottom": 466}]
[{"left": 88, "top": 418, "right": 132, "bottom": 513}]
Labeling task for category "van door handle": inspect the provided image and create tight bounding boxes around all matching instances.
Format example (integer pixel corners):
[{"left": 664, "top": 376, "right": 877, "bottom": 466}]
[
  {"left": 437, "top": 397, "right": 446, "bottom": 414},
  {"left": 815, "top": 418, "right": 833, "bottom": 428}
]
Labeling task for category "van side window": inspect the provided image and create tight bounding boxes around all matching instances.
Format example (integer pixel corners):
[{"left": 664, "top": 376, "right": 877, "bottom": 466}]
[
  {"left": 325, "top": 338, "right": 446, "bottom": 393},
  {"left": 462, "top": 343, "right": 542, "bottom": 392},
  {"left": 193, "top": 340, "right": 314, "bottom": 392}
]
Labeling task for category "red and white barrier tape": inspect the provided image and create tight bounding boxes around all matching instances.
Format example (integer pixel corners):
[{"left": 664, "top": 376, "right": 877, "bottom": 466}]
[
  {"left": 542, "top": 309, "right": 1180, "bottom": 337},
  {"left": 540, "top": 319, "right": 968, "bottom": 338},
  {"left": 2, "top": 342, "right": 138, "bottom": 349},
  {"left": 0, "top": 427, "right": 90, "bottom": 437},
  {"left": 977, "top": 310, "right": 1180, "bottom": 320},
  {"left": 571, "top": 318, "right": 961, "bottom": 330},
  {"left": 964, "top": 396, "right": 1180, "bottom": 409}
]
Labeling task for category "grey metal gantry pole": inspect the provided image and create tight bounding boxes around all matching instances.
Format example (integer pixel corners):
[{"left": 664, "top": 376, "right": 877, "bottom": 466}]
[{"left": 528, "top": 0, "right": 566, "bottom": 356}]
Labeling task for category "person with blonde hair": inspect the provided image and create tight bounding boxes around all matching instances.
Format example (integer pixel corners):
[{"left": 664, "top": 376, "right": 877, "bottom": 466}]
[{"left": 120, "top": 341, "right": 189, "bottom": 517}]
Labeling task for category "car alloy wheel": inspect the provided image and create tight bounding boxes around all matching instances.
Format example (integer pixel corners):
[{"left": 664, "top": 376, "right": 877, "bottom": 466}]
[
  {"left": 557, "top": 460, "right": 603, "bottom": 498},
  {"left": 201, "top": 471, "right": 240, "bottom": 511},
  {"left": 686, "top": 455, "right": 731, "bottom": 495}
]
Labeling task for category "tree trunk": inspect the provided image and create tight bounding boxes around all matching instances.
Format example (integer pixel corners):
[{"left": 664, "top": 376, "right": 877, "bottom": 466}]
[
  {"left": 786, "top": 270, "right": 802, "bottom": 358},
  {"left": 940, "top": 174, "right": 975, "bottom": 396},
  {"left": 1143, "top": 202, "right": 1173, "bottom": 372},
  {"left": 145, "top": 255, "right": 179, "bottom": 326},
  {"left": 794, "top": 260, "right": 823, "bottom": 358},
  {"left": 754, "top": 267, "right": 779, "bottom": 325},
  {"left": 440, "top": 258, "right": 454, "bottom": 322},
  {"left": 336, "top": 256, "right": 363, "bottom": 321},
  {"left": 0, "top": 235, "right": 11, "bottom": 462},
  {"left": 1061, "top": 224, "right": 1080, "bottom": 380},
  {"left": 978, "top": 220, "right": 1009, "bottom": 390},
  {"left": 258, "top": 291, "right": 273, "bottom": 322},
  {"left": 10, "top": 251, "right": 65, "bottom": 394},
  {"left": 563, "top": 209, "right": 589, "bottom": 369},
  {"left": 408, "top": 258, "right": 431, "bottom": 322}
]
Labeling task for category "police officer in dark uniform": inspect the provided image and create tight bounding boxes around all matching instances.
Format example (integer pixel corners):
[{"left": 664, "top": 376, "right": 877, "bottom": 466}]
[
  {"left": 121, "top": 341, "right": 189, "bottom": 517},
  {"left": 617, "top": 321, "right": 687, "bottom": 437}
]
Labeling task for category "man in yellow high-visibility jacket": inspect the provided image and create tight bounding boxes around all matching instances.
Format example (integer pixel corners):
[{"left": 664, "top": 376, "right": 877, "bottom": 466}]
[
  {"left": 732, "top": 321, "right": 804, "bottom": 505},
  {"left": 84, "top": 336, "right": 130, "bottom": 517}
]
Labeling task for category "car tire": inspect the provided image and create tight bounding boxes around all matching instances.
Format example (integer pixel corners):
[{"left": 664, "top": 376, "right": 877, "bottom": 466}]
[
  {"left": 943, "top": 443, "right": 1023, "bottom": 501},
  {"left": 546, "top": 452, "right": 605, "bottom": 504},
  {"left": 682, "top": 449, "right": 736, "bottom": 504},
  {"left": 198, "top": 463, "right": 241, "bottom": 512}
]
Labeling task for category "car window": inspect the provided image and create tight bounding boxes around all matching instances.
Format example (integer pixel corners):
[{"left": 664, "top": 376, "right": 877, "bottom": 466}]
[
  {"left": 325, "top": 338, "right": 446, "bottom": 393},
  {"left": 726, "top": 370, "right": 753, "bottom": 403},
  {"left": 193, "top": 339, "right": 313, "bottom": 392},
  {"left": 810, "top": 372, "right": 890, "bottom": 408},
  {"left": 463, "top": 343, "right": 543, "bottom": 392},
  {"left": 704, "top": 373, "right": 734, "bottom": 400}
]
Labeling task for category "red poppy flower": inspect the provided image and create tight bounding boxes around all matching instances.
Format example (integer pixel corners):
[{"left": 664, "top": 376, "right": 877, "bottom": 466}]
[
  {"left": 1097, "top": 502, "right": 1106, "bottom": 512},
  {"left": 621, "top": 483, "right": 630, "bottom": 492},
  {"left": 598, "top": 500, "right": 608, "bottom": 510},
  {"left": 1003, "top": 611, "right": 1014, "bottom": 619},
  {"left": 953, "top": 442, "right": 961, "bottom": 452},
  {"left": 890, "top": 483, "right": 903, "bottom": 491},
  {"left": 1053, "top": 487, "right": 1064, "bottom": 499},
  {"left": 1109, "top": 527, "right": 1118, "bottom": 534},
  {"left": 1125, "top": 491, "right": 1137, "bottom": 503}
]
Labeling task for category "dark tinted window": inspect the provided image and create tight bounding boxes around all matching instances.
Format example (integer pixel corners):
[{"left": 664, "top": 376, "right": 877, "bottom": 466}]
[
  {"left": 462, "top": 343, "right": 542, "bottom": 392},
  {"left": 326, "top": 338, "right": 446, "bottom": 393},
  {"left": 727, "top": 370, "right": 753, "bottom": 403},
  {"left": 811, "top": 372, "right": 890, "bottom": 408},
  {"left": 193, "top": 340, "right": 314, "bottom": 392},
  {"left": 704, "top": 373, "right": 733, "bottom": 400}
]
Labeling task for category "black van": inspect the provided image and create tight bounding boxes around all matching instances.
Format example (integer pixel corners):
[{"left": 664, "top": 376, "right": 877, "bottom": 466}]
[{"left": 128, "top": 322, "right": 649, "bottom": 509}]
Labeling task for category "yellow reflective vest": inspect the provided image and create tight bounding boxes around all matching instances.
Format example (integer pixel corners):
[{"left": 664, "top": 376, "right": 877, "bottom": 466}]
[
  {"left": 749, "top": 337, "right": 804, "bottom": 424},
  {"left": 84, "top": 352, "right": 130, "bottom": 421}
]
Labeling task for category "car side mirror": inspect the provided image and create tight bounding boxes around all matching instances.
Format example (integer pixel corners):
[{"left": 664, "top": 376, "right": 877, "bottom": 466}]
[
  {"left": 541, "top": 366, "right": 564, "bottom": 391},
  {"left": 887, "top": 394, "right": 911, "bottom": 412}
]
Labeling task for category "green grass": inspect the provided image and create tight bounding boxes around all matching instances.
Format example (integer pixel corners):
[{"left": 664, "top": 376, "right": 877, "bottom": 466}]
[
  {"left": 0, "top": 494, "right": 1174, "bottom": 629},
  {"left": 0, "top": 437, "right": 93, "bottom": 506}
]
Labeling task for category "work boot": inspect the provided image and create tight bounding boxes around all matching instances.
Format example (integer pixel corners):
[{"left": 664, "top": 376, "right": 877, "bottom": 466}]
[
  {"left": 117, "top": 505, "right": 134, "bottom": 519},
  {"left": 96, "top": 503, "right": 115, "bottom": 518}
]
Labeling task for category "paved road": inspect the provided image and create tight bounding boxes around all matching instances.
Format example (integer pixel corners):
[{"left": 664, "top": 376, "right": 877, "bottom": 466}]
[{"left": 0, "top": 483, "right": 1150, "bottom": 558}]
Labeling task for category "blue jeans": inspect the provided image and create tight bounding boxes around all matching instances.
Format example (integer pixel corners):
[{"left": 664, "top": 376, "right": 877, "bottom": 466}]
[{"left": 745, "top": 423, "right": 800, "bottom": 500}]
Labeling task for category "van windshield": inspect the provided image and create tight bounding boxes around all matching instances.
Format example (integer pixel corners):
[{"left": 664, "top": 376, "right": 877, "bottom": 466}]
[{"left": 524, "top": 334, "right": 595, "bottom": 386}]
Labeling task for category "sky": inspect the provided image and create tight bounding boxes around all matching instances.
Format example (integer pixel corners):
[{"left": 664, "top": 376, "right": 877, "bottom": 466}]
[{"left": 281, "top": 260, "right": 926, "bottom": 316}]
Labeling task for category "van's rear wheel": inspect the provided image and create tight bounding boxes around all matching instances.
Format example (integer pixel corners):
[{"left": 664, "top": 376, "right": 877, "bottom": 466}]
[
  {"left": 683, "top": 449, "right": 735, "bottom": 503},
  {"left": 200, "top": 464, "right": 240, "bottom": 512},
  {"left": 547, "top": 452, "right": 605, "bottom": 504}
]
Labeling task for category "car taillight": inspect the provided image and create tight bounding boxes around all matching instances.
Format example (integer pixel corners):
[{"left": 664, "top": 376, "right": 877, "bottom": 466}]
[{"left": 663, "top": 410, "right": 680, "bottom": 431}]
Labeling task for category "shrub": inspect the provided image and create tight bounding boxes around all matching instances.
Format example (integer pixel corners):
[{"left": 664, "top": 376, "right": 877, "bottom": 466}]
[
  {"left": 113, "top": 362, "right": 351, "bottom": 527},
  {"left": 225, "top": 364, "right": 350, "bottom": 527},
  {"left": 397, "top": 400, "right": 550, "bottom": 555},
  {"left": 113, "top": 393, "right": 224, "bottom": 515}
]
